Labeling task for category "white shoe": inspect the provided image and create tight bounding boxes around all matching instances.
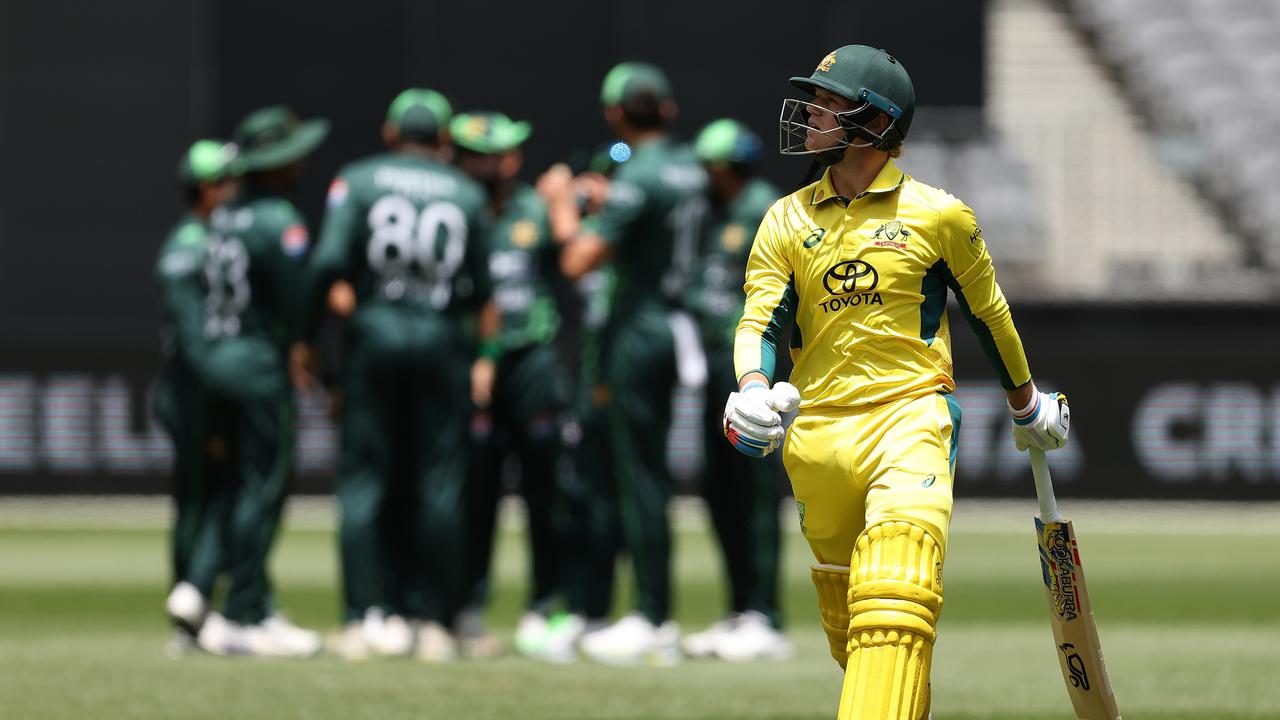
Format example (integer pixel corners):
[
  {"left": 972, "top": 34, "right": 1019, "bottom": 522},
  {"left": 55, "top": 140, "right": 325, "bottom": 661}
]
[
  {"left": 196, "top": 613, "right": 293, "bottom": 657},
  {"left": 680, "top": 616, "right": 737, "bottom": 659},
  {"left": 580, "top": 614, "right": 681, "bottom": 667},
  {"left": 196, "top": 612, "right": 244, "bottom": 656},
  {"left": 650, "top": 620, "right": 681, "bottom": 666},
  {"left": 714, "top": 611, "right": 793, "bottom": 662},
  {"left": 527, "top": 612, "right": 601, "bottom": 664},
  {"left": 415, "top": 621, "right": 458, "bottom": 664},
  {"left": 365, "top": 610, "right": 414, "bottom": 656},
  {"left": 327, "top": 621, "right": 371, "bottom": 661},
  {"left": 454, "top": 609, "right": 502, "bottom": 659},
  {"left": 165, "top": 581, "right": 208, "bottom": 633},
  {"left": 261, "top": 613, "right": 323, "bottom": 657},
  {"left": 513, "top": 611, "right": 549, "bottom": 657},
  {"left": 200, "top": 613, "right": 318, "bottom": 658}
]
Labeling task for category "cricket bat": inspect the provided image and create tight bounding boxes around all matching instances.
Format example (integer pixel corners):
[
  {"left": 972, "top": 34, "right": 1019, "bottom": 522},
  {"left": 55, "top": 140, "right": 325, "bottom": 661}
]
[{"left": 1030, "top": 449, "right": 1122, "bottom": 720}]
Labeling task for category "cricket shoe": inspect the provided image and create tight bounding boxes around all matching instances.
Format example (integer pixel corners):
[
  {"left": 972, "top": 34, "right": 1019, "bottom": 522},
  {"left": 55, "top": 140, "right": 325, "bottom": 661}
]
[
  {"left": 713, "top": 611, "right": 793, "bottom": 663},
  {"left": 579, "top": 614, "right": 681, "bottom": 667},
  {"left": 525, "top": 612, "right": 605, "bottom": 664},
  {"left": 513, "top": 611, "right": 549, "bottom": 657},
  {"left": 197, "top": 612, "right": 248, "bottom": 656},
  {"left": 454, "top": 608, "right": 502, "bottom": 659},
  {"left": 165, "top": 581, "right": 208, "bottom": 635},
  {"left": 327, "top": 620, "right": 371, "bottom": 661},
  {"left": 680, "top": 615, "right": 738, "bottom": 659},
  {"left": 415, "top": 621, "right": 458, "bottom": 664},
  {"left": 365, "top": 609, "right": 414, "bottom": 657},
  {"left": 261, "top": 613, "right": 323, "bottom": 657}
]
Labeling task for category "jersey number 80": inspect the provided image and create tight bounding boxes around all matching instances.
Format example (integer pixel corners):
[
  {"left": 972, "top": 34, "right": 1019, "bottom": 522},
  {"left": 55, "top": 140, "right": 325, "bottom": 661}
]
[{"left": 367, "top": 195, "right": 468, "bottom": 309}]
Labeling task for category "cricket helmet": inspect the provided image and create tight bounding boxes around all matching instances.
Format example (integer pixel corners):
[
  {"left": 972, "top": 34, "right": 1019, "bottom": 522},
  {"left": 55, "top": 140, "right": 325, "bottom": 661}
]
[
  {"left": 387, "top": 88, "right": 453, "bottom": 142},
  {"left": 780, "top": 45, "right": 915, "bottom": 161},
  {"left": 177, "top": 139, "right": 235, "bottom": 186},
  {"left": 695, "top": 119, "right": 763, "bottom": 167}
]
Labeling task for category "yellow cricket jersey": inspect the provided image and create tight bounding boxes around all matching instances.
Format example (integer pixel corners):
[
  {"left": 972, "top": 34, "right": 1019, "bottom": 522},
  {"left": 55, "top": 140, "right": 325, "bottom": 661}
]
[{"left": 734, "top": 159, "right": 1031, "bottom": 412}]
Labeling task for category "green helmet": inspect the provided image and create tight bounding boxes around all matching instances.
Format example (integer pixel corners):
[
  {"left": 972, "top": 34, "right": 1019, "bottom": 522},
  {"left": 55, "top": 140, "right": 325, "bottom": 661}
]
[
  {"left": 177, "top": 139, "right": 234, "bottom": 186},
  {"left": 695, "top": 119, "right": 763, "bottom": 167},
  {"left": 600, "top": 62, "right": 672, "bottom": 107},
  {"left": 387, "top": 88, "right": 453, "bottom": 142},
  {"left": 780, "top": 45, "right": 915, "bottom": 161}
]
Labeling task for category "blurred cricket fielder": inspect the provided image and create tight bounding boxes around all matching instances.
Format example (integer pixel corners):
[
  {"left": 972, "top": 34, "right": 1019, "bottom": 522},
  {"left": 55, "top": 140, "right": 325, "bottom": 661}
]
[
  {"left": 681, "top": 119, "right": 791, "bottom": 662},
  {"left": 192, "top": 106, "right": 330, "bottom": 658},
  {"left": 304, "top": 90, "right": 496, "bottom": 663},
  {"left": 553, "top": 62, "right": 710, "bottom": 665},
  {"left": 528, "top": 148, "right": 629, "bottom": 662},
  {"left": 450, "top": 111, "right": 570, "bottom": 659},
  {"left": 725, "top": 45, "right": 1070, "bottom": 719},
  {"left": 157, "top": 140, "right": 237, "bottom": 653}
]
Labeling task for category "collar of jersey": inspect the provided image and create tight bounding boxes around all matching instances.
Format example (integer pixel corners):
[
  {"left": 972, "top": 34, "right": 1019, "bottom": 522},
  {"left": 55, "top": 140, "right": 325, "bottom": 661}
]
[{"left": 810, "top": 158, "right": 905, "bottom": 206}]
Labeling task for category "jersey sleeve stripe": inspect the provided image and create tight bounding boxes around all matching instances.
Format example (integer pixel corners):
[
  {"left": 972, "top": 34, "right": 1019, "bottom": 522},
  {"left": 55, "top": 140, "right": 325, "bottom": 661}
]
[
  {"left": 919, "top": 261, "right": 949, "bottom": 345},
  {"left": 735, "top": 275, "right": 796, "bottom": 383},
  {"left": 757, "top": 275, "right": 797, "bottom": 381}
]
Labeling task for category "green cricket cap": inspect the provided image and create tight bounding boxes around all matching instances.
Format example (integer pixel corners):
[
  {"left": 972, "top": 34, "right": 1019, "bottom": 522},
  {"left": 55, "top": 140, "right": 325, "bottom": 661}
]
[
  {"left": 449, "top": 111, "right": 532, "bottom": 155},
  {"left": 695, "top": 119, "right": 763, "bottom": 166},
  {"left": 790, "top": 45, "right": 916, "bottom": 141},
  {"left": 600, "top": 62, "right": 672, "bottom": 107},
  {"left": 232, "top": 105, "right": 330, "bottom": 173},
  {"left": 387, "top": 88, "right": 453, "bottom": 139},
  {"left": 177, "top": 139, "right": 234, "bottom": 185}
]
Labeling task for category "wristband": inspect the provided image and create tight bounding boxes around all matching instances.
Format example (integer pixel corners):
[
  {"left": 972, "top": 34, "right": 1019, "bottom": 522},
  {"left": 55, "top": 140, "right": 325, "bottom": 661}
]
[
  {"left": 1009, "top": 393, "right": 1040, "bottom": 425},
  {"left": 478, "top": 339, "right": 503, "bottom": 362}
]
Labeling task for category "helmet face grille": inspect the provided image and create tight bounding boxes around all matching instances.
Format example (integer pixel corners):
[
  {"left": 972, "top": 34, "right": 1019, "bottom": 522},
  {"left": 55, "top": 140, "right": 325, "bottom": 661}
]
[{"left": 778, "top": 98, "right": 902, "bottom": 158}]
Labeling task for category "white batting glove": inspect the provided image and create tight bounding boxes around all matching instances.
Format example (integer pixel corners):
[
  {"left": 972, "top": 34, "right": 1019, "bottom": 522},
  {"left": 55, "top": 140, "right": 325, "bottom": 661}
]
[
  {"left": 1009, "top": 389, "right": 1070, "bottom": 451},
  {"left": 724, "top": 381, "right": 802, "bottom": 458}
]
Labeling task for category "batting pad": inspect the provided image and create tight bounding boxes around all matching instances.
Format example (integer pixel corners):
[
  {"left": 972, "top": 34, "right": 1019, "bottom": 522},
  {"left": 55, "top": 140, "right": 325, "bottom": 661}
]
[
  {"left": 838, "top": 521, "right": 944, "bottom": 720},
  {"left": 811, "top": 563, "right": 852, "bottom": 668}
]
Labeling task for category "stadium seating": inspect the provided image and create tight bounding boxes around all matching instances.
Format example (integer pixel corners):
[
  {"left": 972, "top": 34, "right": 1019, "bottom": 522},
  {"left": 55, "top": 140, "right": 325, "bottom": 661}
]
[{"left": 1070, "top": 0, "right": 1280, "bottom": 267}]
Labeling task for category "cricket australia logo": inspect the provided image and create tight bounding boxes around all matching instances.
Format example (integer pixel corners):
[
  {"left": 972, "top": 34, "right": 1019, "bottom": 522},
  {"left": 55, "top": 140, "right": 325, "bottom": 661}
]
[
  {"left": 1058, "top": 643, "right": 1092, "bottom": 690},
  {"left": 871, "top": 220, "right": 911, "bottom": 249},
  {"left": 819, "top": 259, "right": 882, "bottom": 314},
  {"left": 795, "top": 500, "right": 808, "bottom": 535},
  {"left": 1039, "top": 521, "right": 1080, "bottom": 622}
]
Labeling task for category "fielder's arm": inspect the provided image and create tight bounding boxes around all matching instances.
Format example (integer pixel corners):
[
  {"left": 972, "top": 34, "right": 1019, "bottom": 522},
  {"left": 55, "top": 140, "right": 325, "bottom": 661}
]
[
  {"left": 560, "top": 176, "right": 648, "bottom": 279},
  {"left": 154, "top": 228, "right": 210, "bottom": 366},
  {"left": 302, "top": 174, "right": 361, "bottom": 338},
  {"left": 472, "top": 300, "right": 500, "bottom": 408}
]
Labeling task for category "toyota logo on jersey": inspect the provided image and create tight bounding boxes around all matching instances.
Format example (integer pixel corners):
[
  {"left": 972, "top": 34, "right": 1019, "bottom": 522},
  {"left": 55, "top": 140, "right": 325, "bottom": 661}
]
[{"left": 822, "top": 259, "right": 879, "bottom": 296}]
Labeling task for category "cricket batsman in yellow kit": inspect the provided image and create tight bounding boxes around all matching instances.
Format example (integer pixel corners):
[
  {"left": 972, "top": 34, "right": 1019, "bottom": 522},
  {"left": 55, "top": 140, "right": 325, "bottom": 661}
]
[{"left": 724, "top": 46, "right": 1072, "bottom": 719}]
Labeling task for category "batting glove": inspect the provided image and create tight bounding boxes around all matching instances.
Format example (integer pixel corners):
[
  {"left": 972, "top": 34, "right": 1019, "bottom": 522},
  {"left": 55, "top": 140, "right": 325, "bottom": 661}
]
[
  {"left": 1009, "top": 389, "right": 1070, "bottom": 451},
  {"left": 724, "top": 381, "right": 802, "bottom": 458}
]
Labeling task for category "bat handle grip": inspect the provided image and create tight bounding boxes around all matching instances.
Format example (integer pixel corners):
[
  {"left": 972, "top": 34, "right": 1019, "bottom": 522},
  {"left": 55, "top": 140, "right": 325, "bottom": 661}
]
[{"left": 1030, "top": 449, "right": 1064, "bottom": 523}]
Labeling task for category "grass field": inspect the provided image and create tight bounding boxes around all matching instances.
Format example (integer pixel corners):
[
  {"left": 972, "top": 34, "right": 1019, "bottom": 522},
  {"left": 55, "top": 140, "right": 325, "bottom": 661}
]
[{"left": 0, "top": 497, "right": 1277, "bottom": 720}]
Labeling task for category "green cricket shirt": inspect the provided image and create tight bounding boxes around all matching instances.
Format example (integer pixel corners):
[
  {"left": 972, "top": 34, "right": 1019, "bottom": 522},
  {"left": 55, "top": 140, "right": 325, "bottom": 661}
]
[
  {"left": 307, "top": 152, "right": 491, "bottom": 340},
  {"left": 586, "top": 137, "right": 709, "bottom": 318},
  {"left": 203, "top": 185, "right": 311, "bottom": 349},
  {"left": 686, "top": 177, "right": 780, "bottom": 352},
  {"left": 487, "top": 184, "right": 559, "bottom": 351}
]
